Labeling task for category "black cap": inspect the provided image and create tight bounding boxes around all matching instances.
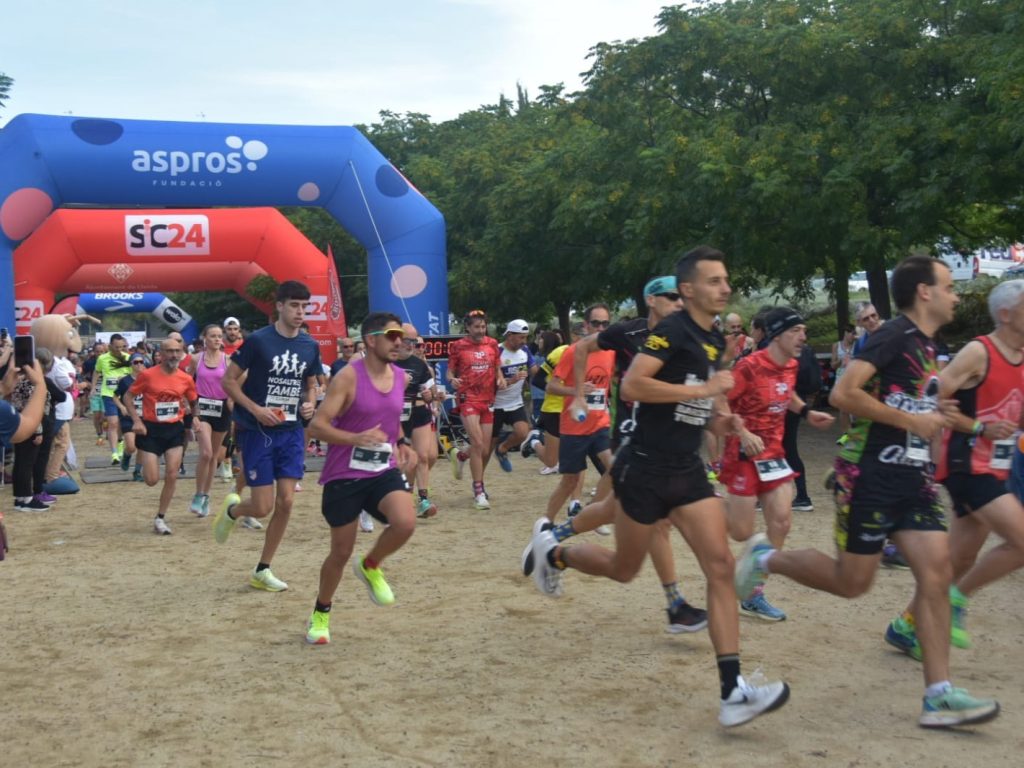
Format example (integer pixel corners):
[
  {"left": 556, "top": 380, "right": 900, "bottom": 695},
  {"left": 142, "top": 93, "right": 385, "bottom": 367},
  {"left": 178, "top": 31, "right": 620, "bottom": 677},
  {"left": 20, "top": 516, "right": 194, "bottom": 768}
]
[{"left": 764, "top": 307, "right": 805, "bottom": 341}]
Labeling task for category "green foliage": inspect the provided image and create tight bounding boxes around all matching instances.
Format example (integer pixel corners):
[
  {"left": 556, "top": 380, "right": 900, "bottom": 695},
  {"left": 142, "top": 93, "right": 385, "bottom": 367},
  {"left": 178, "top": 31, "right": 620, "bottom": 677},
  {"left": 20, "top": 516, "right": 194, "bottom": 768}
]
[
  {"left": 944, "top": 275, "right": 1001, "bottom": 345},
  {"left": 246, "top": 274, "right": 278, "bottom": 304},
  {"left": 0, "top": 72, "right": 12, "bottom": 111}
]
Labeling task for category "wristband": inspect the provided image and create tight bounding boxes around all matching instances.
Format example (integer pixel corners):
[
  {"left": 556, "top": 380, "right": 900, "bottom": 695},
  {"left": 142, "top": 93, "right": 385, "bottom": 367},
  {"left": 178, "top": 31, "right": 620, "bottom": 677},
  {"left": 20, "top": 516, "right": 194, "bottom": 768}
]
[
  {"left": 799, "top": 404, "right": 810, "bottom": 420},
  {"left": 183, "top": 414, "right": 194, "bottom": 429},
  {"left": 972, "top": 420, "right": 984, "bottom": 437},
  {"left": 397, "top": 436, "right": 412, "bottom": 448}
]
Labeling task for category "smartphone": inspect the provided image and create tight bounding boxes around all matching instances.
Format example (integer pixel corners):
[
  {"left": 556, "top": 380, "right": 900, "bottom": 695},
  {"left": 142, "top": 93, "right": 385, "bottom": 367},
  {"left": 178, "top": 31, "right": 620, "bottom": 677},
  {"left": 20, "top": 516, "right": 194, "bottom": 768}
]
[
  {"left": 14, "top": 335, "right": 35, "bottom": 369},
  {"left": 0, "top": 327, "right": 8, "bottom": 343}
]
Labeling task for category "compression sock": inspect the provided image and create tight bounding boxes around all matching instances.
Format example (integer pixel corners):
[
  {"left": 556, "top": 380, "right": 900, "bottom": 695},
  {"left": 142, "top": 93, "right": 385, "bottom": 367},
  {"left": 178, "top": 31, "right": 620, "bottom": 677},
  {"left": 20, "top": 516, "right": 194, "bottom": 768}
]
[
  {"left": 663, "top": 582, "right": 685, "bottom": 610},
  {"left": 314, "top": 601, "right": 331, "bottom": 613},
  {"left": 551, "top": 520, "right": 576, "bottom": 542},
  {"left": 255, "top": 562, "right": 271, "bottom": 573},
  {"left": 718, "top": 655, "right": 741, "bottom": 700}
]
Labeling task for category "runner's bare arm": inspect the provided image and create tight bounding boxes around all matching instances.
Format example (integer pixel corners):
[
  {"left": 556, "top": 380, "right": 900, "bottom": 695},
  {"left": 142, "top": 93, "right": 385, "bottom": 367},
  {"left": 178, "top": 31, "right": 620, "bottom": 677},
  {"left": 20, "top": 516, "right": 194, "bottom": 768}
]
[
  {"left": 620, "top": 353, "right": 733, "bottom": 404},
  {"left": 831, "top": 359, "right": 948, "bottom": 439}
]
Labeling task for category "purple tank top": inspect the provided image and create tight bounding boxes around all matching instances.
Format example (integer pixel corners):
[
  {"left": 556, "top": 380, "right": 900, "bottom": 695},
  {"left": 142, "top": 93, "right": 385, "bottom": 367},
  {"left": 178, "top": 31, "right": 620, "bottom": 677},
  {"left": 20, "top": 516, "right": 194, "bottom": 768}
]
[
  {"left": 320, "top": 359, "right": 405, "bottom": 483},
  {"left": 194, "top": 352, "right": 228, "bottom": 399}
]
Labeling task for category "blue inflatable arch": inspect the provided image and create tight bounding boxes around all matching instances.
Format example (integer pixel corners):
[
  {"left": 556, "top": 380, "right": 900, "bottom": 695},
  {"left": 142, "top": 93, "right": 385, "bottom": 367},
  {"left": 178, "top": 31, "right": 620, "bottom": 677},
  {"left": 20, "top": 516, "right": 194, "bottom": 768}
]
[
  {"left": 61, "top": 292, "right": 201, "bottom": 343},
  {"left": 0, "top": 114, "right": 448, "bottom": 336}
]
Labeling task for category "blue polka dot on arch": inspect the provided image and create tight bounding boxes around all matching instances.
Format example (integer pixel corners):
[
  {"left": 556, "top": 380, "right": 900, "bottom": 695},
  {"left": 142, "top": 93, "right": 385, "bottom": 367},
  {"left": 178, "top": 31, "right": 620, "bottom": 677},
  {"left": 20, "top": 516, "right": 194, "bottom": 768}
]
[
  {"left": 71, "top": 119, "right": 124, "bottom": 145},
  {"left": 375, "top": 164, "right": 409, "bottom": 198}
]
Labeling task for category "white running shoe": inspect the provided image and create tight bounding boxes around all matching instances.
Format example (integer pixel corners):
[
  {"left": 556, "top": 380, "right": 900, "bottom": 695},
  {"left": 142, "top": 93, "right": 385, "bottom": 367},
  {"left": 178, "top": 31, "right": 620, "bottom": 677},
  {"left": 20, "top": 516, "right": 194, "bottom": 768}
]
[
  {"left": 474, "top": 492, "right": 491, "bottom": 510},
  {"left": 521, "top": 517, "right": 552, "bottom": 576},
  {"left": 719, "top": 674, "right": 790, "bottom": 727},
  {"left": 239, "top": 516, "right": 263, "bottom": 530},
  {"left": 531, "top": 529, "right": 563, "bottom": 597},
  {"left": 153, "top": 517, "right": 172, "bottom": 535},
  {"left": 359, "top": 511, "right": 375, "bottom": 532},
  {"left": 249, "top": 566, "right": 288, "bottom": 592},
  {"left": 540, "top": 464, "right": 559, "bottom": 475},
  {"left": 218, "top": 463, "right": 233, "bottom": 482},
  {"left": 595, "top": 524, "right": 612, "bottom": 536}
]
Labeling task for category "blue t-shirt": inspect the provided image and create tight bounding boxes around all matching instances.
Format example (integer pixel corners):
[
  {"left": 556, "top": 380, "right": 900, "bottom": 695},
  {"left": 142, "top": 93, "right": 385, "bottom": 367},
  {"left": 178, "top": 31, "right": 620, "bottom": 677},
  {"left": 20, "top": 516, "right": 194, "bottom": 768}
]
[
  {"left": 329, "top": 358, "right": 348, "bottom": 377},
  {"left": 0, "top": 400, "right": 20, "bottom": 450},
  {"left": 230, "top": 326, "right": 322, "bottom": 431}
]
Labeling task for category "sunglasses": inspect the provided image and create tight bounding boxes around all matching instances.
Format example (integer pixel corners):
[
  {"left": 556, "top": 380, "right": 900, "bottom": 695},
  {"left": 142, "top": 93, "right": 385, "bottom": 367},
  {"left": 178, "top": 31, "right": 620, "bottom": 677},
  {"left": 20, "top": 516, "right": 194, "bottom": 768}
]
[
  {"left": 367, "top": 329, "right": 405, "bottom": 341},
  {"left": 588, "top": 320, "right": 611, "bottom": 329},
  {"left": 466, "top": 309, "right": 486, "bottom": 318},
  {"left": 340, "top": 344, "right": 354, "bottom": 349},
  {"left": 656, "top": 292, "right": 681, "bottom": 301},
  {"left": 402, "top": 338, "right": 425, "bottom": 347},
  {"left": 131, "top": 360, "right": 146, "bottom": 366}
]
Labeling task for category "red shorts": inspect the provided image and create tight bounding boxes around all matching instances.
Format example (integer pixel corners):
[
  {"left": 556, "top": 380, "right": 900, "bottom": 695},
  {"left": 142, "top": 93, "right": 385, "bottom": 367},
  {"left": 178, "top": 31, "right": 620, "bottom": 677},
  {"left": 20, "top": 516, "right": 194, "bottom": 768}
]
[
  {"left": 457, "top": 400, "right": 494, "bottom": 425},
  {"left": 720, "top": 457, "right": 795, "bottom": 497}
]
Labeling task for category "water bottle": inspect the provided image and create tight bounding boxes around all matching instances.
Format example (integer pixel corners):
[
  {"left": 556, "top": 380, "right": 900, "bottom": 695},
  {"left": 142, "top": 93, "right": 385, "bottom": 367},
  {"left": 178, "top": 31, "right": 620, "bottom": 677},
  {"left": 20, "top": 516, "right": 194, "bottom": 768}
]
[{"left": 570, "top": 402, "right": 587, "bottom": 423}]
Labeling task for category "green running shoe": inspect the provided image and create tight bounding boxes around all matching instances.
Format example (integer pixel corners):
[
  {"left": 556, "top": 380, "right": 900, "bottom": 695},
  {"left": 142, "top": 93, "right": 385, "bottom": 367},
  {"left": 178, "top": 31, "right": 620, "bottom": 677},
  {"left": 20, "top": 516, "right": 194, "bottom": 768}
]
[
  {"left": 213, "top": 492, "right": 240, "bottom": 544},
  {"left": 884, "top": 616, "right": 922, "bottom": 661},
  {"left": 306, "top": 610, "right": 331, "bottom": 645},
  {"left": 920, "top": 687, "right": 999, "bottom": 728},
  {"left": 354, "top": 558, "right": 395, "bottom": 606},
  {"left": 950, "top": 586, "right": 971, "bottom": 649}
]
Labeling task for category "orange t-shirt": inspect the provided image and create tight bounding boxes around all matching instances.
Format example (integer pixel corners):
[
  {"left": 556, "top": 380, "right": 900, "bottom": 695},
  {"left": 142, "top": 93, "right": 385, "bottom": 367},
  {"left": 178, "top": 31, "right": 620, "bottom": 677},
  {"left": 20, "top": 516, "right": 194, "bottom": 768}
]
[
  {"left": 553, "top": 344, "right": 615, "bottom": 436},
  {"left": 129, "top": 366, "right": 197, "bottom": 423}
]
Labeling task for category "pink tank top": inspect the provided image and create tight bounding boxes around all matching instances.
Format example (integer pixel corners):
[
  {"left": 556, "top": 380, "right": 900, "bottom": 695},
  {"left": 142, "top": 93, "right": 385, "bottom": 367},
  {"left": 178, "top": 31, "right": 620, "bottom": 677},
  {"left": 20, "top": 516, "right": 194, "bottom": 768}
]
[
  {"left": 194, "top": 352, "right": 229, "bottom": 399},
  {"left": 320, "top": 359, "right": 405, "bottom": 483}
]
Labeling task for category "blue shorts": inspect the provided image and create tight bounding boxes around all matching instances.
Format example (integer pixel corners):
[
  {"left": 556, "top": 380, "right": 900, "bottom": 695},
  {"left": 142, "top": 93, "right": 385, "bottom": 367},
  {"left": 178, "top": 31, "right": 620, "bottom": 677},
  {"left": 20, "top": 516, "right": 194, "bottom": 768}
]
[
  {"left": 102, "top": 396, "right": 120, "bottom": 417},
  {"left": 558, "top": 429, "right": 610, "bottom": 475},
  {"left": 237, "top": 427, "right": 306, "bottom": 487}
]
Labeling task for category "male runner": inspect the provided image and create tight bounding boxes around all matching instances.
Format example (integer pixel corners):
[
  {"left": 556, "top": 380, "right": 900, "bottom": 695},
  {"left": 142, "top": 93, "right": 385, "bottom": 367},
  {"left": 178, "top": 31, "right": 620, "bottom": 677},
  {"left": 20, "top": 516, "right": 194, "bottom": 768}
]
[
  {"left": 212, "top": 281, "right": 321, "bottom": 592},
  {"left": 331, "top": 337, "right": 357, "bottom": 376},
  {"left": 115, "top": 354, "right": 148, "bottom": 481},
  {"left": 446, "top": 309, "right": 505, "bottom": 509},
  {"left": 885, "top": 278, "right": 1024, "bottom": 656},
  {"left": 722, "top": 307, "right": 833, "bottom": 621},
  {"left": 92, "top": 334, "right": 131, "bottom": 464},
  {"left": 395, "top": 322, "right": 439, "bottom": 518},
  {"left": 490, "top": 319, "right": 538, "bottom": 471},
  {"left": 525, "top": 276, "right": 708, "bottom": 632},
  {"left": 126, "top": 338, "right": 198, "bottom": 534},
  {"left": 305, "top": 313, "right": 417, "bottom": 644},
  {"left": 222, "top": 317, "right": 244, "bottom": 356},
  {"left": 736, "top": 256, "right": 999, "bottom": 728},
  {"left": 530, "top": 247, "right": 790, "bottom": 727}
]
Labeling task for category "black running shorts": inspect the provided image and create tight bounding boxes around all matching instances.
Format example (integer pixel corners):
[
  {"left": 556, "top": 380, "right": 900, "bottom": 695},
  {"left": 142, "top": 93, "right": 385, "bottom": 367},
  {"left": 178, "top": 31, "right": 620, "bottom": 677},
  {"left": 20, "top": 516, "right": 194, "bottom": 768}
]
[{"left": 321, "top": 468, "right": 411, "bottom": 528}]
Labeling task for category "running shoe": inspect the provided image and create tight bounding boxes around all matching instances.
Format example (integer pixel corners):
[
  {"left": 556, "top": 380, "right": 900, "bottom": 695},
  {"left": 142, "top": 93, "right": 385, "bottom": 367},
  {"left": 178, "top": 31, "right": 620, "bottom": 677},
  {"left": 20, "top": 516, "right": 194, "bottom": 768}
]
[
  {"left": 213, "top": 492, "right": 241, "bottom": 544},
  {"left": 495, "top": 448, "right": 513, "bottom": 473},
  {"left": 36, "top": 492, "right": 57, "bottom": 506},
  {"left": 416, "top": 497, "right": 437, "bottom": 519},
  {"left": 13, "top": 497, "right": 48, "bottom": 512},
  {"left": 950, "top": 586, "right": 971, "bottom": 649},
  {"left": 823, "top": 469, "right": 836, "bottom": 492},
  {"left": 295, "top": 482, "right": 303, "bottom": 492},
  {"left": 96, "top": 436, "right": 106, "bottom": 446},
  {"left": 201, "top": 495, "right": 211, "bottom": 518},
  {"left": 530, "top": 529, "right": 563, "bottom": 597},
  {"left": 474, "top": 492, "right": 491, "bottom": 510},
  {"left": 734, "top": 533, "right": 773, "bottom": 602},
  {"left": 719, "top": 674, "right": 790, "bottom": 727},
  {"left": 120, "top": 452, "right": 131, "bottom": 471},
  {"left": 178, "top": 463, "right": 186, "bottom": 476},
  {"left": 540, "top": 464, "right": 558, "bottom": 475},
  {"left": 521, "top": 517, "right": 552, "bottom": 576},
  {"left": 306, "top": 610, "right": 331, "bottom": 645},
  {"left": 884, "top": 616, "right": 922, "bottom": 661},
  {"left": 448, "top": 446, "right": 466, "bottom": 480},
  {"left": 249, "top": 566, "right": 288, "bottom": 592},
  {"left": 354, "top": 558, "right": 395, "bottom": 606},
  {"left": 881, "top": 542, "right": 910, "bottom": 570},
  {"left": 359, "top": 511, "right": 375, "bottom": 532},
  {"left": 239, "top": 516, "right": 263, "bottom": 530},
  {"left": 111, "top": 452, "right": 121, "bottom": 466},
  {"left": 919, "top": 688, "right": 999, "bottom": 728},
  {"left": 835, "top": 433, "right": 849, "bottom": 446},
  {"left": 666, "top": 602, "right": 709, "bottom": 634},
  {"left": 153, "top": 517, "right": 172, "bottom": 535},
  {"left": 567, "top": 500, "right": 582, "bottom": 518},
  {"left": 218, "top": 463, "right": 233, "bottom": 482},
  {"left": 595, "top": 524, "right": 612, "bottom": 536},
  {"left": 791, "top": 497, "right": 814, "bottom": 512},
  {"left": 520, "top": 429, "right": 542, "bottom": 459},
  {"left": 189, "top": 493, "right": 205, "bottom": 516},
  {"left": 740, "top": 592, "right": 787, "bottom": 622},
  {"left": 132, "top": 466, "right": 143, "bottom": 482}
]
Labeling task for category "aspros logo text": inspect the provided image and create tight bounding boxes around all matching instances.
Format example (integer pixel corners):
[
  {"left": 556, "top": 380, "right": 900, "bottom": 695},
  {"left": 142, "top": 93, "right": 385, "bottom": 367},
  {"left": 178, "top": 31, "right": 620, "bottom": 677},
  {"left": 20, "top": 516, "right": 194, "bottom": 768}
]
[{"left": 131, "top": 136, "right": 269, "bottom": 177}]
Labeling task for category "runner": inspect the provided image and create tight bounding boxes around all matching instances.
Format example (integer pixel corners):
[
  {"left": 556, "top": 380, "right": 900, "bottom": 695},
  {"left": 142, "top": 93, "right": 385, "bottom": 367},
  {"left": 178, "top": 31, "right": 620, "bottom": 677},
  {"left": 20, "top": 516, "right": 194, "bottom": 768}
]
[
  {"left": 446, "top": 309, "right": 505, "bottom": 509},
  {"left": 92, "top": 334, "right": 131, "bottom": 464},
  {"left": 735, "top": 255, "right": 999, "bottom": 728},
  {"left": 489, "top": 319, "right": 538, "bottom": 472},
  {"left": 524, "top": 276, "right": 709, "bottom": 633},
  {"left": 125, "top": 337, "right": 198, "bottom": 535},
  {"left": 188, "top": 323, "right": 233, "bottom": 518},
  {"left": 885, "top": 278, "right": 1024, "bottom": 658},
  {"left": 331, "top": 337, "right": 357, "bottom": 376},
  {"left": 212, "top": 280, "right": 322, "bottom": 592},
  {"left": 528, "top": 246, "right": 790, "bottom": 727},
  {"left": 305, "top": 312, "right": 418, "bottom": 644},
  {"left": 221, "top": 317, "right": 244, "bottom": 356},
  {"left": 114, "top": 354, "right": 148, "bottom": 482},
  {"left": 82, "top": 341, "right": 106, "bottom": 442},
  {"left": 395, "top": 322, "right": 439, "bottom": 518},
  {"left": 721, "top": 307, "right": 834, "bottom": 621},
  {"left": 520, "top": 331, "right": 568, "bottom": 474}
]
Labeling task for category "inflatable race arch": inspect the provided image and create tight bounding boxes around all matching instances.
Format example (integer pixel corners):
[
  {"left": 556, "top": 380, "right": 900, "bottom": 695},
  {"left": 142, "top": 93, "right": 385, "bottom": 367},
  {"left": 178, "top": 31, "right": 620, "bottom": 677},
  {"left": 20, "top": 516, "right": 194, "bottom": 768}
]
[
  {"left": 16, "top": 207, "right": 347, "bottom": 361},
  {"left": 0, "top": 113, "right": 448, "bottom": 342},
  {"left": 53, "top": 292, "right": 201, "bottom": 344}
]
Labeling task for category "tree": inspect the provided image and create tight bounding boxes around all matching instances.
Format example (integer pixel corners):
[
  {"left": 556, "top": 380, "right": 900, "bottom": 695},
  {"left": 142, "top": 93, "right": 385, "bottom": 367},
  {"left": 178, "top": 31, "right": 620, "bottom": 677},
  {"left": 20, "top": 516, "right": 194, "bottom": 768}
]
[{"left": 0, "top": 72, "right": 12, "bottom": 111}]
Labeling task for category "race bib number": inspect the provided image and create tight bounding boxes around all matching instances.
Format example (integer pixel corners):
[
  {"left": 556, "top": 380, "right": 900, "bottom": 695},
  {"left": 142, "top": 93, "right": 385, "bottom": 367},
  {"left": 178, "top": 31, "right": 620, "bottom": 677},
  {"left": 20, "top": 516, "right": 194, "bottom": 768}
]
[
  {"left": 754, "top": 457, "right": 793, "bottom": 482},
  {"left": 990, "top": 439, "right": 1014, "bottom": 470},
  {"left": 401, "top": 400, "right": 413, "bottom": 422},
  {"left": 104, "top": 376, "right": 119, "bottom": 389},
  {"left": 585, "top": 391, "right": 607, "bottom": 412},
  {"left": 905, "top": 432, "right": 931, "bottom": 464},
  {"left": 155, "top": 401, "right": 181, "bottom": 423},
  {"left": 349, "top": 442, "right": 393, "bottom": 473},
  {"left": 265, "top": 394, "right": 298, "bottom": 422},
  {"left": 133, "top": 395, "right": 143, "bottom": 411},
  {"left": 198, "top": 397, "right": 224, "bottom": 418}
]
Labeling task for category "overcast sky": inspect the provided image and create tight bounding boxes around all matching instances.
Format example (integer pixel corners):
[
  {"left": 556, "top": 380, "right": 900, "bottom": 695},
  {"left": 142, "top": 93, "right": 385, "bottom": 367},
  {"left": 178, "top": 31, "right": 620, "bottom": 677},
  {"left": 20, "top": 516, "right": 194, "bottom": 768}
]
[{"left": 2, "top": 0, "right": 677, "bottom": 128}]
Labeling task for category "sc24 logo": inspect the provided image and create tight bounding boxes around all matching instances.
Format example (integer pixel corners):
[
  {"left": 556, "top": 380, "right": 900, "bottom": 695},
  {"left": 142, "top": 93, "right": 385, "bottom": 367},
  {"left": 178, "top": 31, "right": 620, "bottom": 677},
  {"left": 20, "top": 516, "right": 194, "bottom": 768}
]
[{"left": 124, "top": 215, "right": 210, "bottom": 256}]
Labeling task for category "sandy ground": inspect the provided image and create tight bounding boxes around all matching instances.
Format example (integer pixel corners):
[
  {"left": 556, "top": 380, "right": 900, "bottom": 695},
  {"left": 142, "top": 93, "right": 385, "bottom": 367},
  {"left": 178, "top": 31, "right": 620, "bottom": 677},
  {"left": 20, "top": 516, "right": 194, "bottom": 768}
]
[{"left": 1, "top": 417, "right": 1022, "bottom": 768}]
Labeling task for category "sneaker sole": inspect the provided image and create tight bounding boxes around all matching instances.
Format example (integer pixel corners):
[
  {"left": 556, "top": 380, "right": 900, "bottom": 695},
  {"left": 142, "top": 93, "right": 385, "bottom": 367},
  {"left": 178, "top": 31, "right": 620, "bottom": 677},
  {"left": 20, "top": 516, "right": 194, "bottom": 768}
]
[
  {"left": 417, "top": 504, "right": 438, "bottom": 519},
  {"left": 249, "top": 576, "right": 288, "bottom": 592},
  {"left": 305, "top": 633, "right": 330, "bottom": 645},
  {"left": 666, "top": 620, "right": 709, "bottom": 634},
  {"left": 522, "top": 518, "right": 551, "bottom": 576},
  {"left": 920, "top": 702, "right": 1000, "bottom": 728}
]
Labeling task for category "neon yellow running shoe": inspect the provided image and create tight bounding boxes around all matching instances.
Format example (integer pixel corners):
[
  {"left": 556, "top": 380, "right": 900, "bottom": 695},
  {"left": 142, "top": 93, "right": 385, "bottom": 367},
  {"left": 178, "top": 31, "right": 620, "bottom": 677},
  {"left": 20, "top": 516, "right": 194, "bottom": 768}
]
[
  {"left": 950, "top": 585, "right": 971, "bottom": 649},
  {"left": 353, "top": 558, "right": 395, "bottom": 606},
  {"left": 213, "top": 492, "right": 241, "bottom": 544},
  {"left": 305, "top": 610, "right": 331, "bottom": 645}
]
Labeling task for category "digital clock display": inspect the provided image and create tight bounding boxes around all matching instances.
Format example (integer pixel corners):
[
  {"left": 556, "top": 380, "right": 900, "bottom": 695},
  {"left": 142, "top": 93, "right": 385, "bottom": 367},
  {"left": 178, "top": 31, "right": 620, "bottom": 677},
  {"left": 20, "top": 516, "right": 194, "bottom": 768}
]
[{"left": 420, "top": 335, "right": 465, "bottom": 362}]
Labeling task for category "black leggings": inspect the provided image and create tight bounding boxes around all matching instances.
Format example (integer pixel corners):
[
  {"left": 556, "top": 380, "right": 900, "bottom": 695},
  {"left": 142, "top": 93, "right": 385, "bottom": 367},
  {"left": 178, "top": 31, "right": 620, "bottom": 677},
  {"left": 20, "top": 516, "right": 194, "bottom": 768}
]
[
  {"left": 12, "top": 426, "right": 54, "bottom": 498},
  {"left": 782, "top": 410, "right": 807, "bottom": 499}
]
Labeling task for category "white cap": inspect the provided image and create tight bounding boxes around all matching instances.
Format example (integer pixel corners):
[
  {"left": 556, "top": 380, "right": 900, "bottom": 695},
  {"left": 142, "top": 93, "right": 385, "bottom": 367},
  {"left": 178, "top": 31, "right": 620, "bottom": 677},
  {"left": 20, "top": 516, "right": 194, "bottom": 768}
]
[
  {"left": 504, "top": 319, "right": 529, "bottom": 335},
  {"left": 223, "top": 316, "right": 240, "bottom": 327}
]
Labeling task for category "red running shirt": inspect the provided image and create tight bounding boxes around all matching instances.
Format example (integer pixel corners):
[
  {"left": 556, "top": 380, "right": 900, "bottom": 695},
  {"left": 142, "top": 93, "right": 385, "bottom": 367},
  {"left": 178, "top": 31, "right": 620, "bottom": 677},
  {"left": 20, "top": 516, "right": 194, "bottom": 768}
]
[
  {"left": 129, "top": 366, "right": 197, "bottom": 423},
  {"left": 724, "top": 348, "right": 797, "bottom": 462},
  {"left": 448, "top": 336, "right": 501, "bottom": 403}
]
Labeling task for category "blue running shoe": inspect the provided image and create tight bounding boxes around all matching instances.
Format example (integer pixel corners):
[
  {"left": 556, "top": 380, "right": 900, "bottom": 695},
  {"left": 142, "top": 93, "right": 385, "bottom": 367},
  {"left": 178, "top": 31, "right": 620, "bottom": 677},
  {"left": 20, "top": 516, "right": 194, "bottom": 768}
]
[
  {"left": 495, "top": 448, "right": 513, "bottom": 473},
  {"left": 884, "top": 616, "right": 922, "bottom": 661},
  {"left": 740, "top": 592, "right": 786, "bottom": 622},
  {"left": 920, "top": 687, "right": 999, "bottom": 728},
  {"left": 734, "top": 533, "right": 773, "bottom": 601}
]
